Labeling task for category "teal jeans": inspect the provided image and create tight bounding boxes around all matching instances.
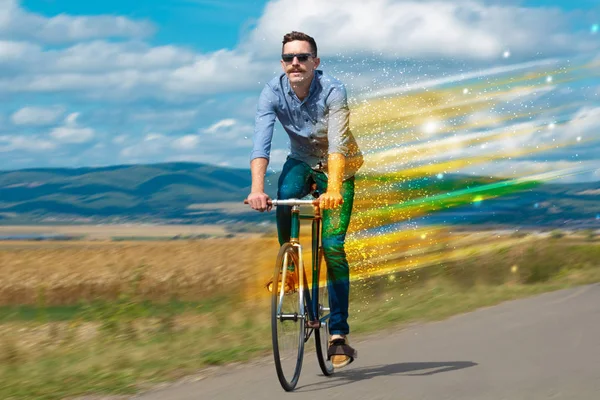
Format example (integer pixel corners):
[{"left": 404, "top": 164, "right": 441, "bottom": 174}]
[{"left": 276, "top": 157, "right": 355, "bottom": 335}]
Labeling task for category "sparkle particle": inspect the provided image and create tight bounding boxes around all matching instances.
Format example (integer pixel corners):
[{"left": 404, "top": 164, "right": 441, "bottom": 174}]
[
  {"left": 592, "top": 24, "right": 599, "bottom": 34},
  {"left": 546, "top": 76, "right": 553, "bottom": 83},
  {"left": 463, "top": 88, "right": 469, "bottom": 94},
  {"left": 503, "top": 50, "right": 511, "bottom": 58},
  {"left": 577, "top": 136, "right": 582, "bottom": 142},
  {"left": 423, "top": 121, "right": 438, "bottom": 134},
  {"left": 548, "top": 123, "right": 555, "bottom": 129}
]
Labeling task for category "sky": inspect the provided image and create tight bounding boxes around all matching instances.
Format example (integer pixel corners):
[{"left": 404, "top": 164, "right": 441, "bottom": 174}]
[{"left": 1, "top": 0, "right": 600, "bottom": 182}]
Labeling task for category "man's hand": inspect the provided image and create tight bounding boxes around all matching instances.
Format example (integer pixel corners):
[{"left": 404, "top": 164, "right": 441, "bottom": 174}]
[
  {"left": 319, "top": 191, "right": 343, "bottom": 210},
  {"left": 320, "top": 153, "right": 345, "bottom": 210},
  {"left": 247, "top": 191, "right": 272, "bottom": 212}
]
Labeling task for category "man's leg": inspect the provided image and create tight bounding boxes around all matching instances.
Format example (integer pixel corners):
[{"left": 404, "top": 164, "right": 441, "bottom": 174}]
[
  {"left": 276, "top": 158, "right": 313, "bottom": 245},
  {"left": 313, "top": 173, "right": 355, "bottom": 336}
]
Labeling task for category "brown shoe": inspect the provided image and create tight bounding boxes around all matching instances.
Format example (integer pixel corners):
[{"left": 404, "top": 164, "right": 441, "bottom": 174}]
[{"left": 328, "top": 335, "right": 357, "bottom": 369}]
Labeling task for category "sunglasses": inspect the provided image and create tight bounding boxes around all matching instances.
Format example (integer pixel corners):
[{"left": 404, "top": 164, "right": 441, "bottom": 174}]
[{"left": 281, "top": 53, "right": 314, "bottom": 62}]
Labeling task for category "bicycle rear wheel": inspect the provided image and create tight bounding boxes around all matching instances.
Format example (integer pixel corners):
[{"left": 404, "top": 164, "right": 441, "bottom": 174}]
[
  {"left": 271, "top": 242, "right": 305, "bottom": 391},
  {"left": 314, "top": 248, "right": 334, "bottom": 376}
]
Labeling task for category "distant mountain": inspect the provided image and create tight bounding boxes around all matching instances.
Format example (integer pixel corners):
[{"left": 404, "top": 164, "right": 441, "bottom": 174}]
[
  {"left": 410, "top": 177, "right": 600, "bottom": 228},
  {"left": 0, "top": 162, "right": 279, "bottom": 224},
  {"left": 0, "top": 162, "right": 599, "bottom": 228}
]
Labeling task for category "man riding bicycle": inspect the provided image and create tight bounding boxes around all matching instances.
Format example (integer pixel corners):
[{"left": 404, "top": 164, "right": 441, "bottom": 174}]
[{"left": 246, "top": 31, "right": 363, "bottom": 369}]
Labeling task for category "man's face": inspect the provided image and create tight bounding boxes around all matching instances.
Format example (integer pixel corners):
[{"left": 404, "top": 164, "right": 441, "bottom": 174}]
[{"left": 281, "top": 40, "right": 320, "bottom": 85}]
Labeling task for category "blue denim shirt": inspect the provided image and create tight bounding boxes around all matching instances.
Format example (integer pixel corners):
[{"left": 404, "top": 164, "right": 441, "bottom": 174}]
[{"left": 251, "top": 70, "right": 363, "bottom": 180}]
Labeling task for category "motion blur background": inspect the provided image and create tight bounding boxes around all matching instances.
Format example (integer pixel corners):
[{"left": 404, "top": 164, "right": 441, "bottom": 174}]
[{"left": 1, "top": 0, "right": 599, "bottom": 398}]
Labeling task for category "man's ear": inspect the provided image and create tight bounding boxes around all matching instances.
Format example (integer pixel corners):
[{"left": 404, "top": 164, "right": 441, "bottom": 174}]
[{"left": 313, "top": 57, "right": 320, "bottom": 69}]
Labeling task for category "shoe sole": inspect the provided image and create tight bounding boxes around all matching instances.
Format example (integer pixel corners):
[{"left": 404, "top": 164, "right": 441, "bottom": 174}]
[{"left": 332, "top": 356, "right": 352, "bottom": 369}]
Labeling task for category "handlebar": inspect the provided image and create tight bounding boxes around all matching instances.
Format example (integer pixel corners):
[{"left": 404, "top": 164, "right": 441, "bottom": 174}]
[{"left": 243, "top": 199, "right": 320, "bottom": 207}]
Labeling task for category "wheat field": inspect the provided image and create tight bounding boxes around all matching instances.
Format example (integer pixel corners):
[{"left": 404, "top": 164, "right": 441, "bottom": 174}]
[
  {"left": 0, "top": 238, "right": 280, "bottom": 305},
  {"left": 0, "top": 223, "right": 527, "bottom": 306}
]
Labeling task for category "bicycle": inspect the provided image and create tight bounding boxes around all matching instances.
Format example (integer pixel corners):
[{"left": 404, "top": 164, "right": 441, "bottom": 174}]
[{"left": 245, "top": 195, "right": 334, "bottom": 391}]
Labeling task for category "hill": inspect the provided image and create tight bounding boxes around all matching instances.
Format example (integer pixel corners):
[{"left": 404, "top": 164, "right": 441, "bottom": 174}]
[{"left": 1, "top": 162, "right": 599, "bottom": 228}]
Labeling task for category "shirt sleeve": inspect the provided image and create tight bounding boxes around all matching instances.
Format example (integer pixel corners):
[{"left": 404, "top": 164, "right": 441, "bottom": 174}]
[
  {"left": 250, "top": 85, "right": 278, "bottom": 162},
  {"left": 326, "top": 83, "right": 350, "bottom": 155}
]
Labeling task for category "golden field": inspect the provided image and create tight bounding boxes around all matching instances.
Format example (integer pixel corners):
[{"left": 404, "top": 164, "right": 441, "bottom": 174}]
[
  {"left": 0, "top": 223, "right": 541, "bottom": 306},
  {"left": 0, "top": 224, "right": 232, "bottom": 240},
  {"left": 1, "top": 223, "right": 600, "bottom": 399},
  {"left": 0, "top": 237, "right": 279, "bottom": 305}
]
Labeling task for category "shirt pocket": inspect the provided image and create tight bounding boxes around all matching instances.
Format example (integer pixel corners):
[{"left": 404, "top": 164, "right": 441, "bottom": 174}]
[{"left": 312, "top": 102, "right": 328, "bottom": 136}]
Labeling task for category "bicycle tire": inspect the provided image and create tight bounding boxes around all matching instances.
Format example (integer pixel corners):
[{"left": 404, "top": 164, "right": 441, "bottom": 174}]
[
  {"left": 271, "top": 242, "right": 305, "bottom": 391},
  {"left": 314, "top": 247, "right": 334, "bottom": 376}
]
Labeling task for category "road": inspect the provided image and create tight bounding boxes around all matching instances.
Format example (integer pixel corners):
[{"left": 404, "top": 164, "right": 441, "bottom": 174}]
[{"left": 135, "top": 284, "right": 600, "bottom": 400}]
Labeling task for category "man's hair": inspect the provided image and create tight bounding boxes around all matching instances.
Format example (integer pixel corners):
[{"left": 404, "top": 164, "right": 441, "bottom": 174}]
[{"left": 282, "top": 31, "right": 318, "bottom": 57}]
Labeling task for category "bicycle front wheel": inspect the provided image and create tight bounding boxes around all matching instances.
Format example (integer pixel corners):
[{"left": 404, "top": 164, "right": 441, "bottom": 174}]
[
  {"left": 271, "top": 242, "right": 305, "bottom": 391},
  {"left": 314, "top": 247, "right": 334, "bottom": 376}
]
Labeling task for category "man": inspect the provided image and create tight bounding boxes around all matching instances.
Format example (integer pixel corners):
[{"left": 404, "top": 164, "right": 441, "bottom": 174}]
[{"left": 247, "top": 31, "right": 363, "bottom": 369}]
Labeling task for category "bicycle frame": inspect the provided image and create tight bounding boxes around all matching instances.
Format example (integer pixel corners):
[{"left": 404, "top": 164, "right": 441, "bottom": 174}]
[
  {"left": 274, "top": 199, "right": 330, "bottom": 332},
  {"left": 264, "top": 197, "right": 336, "bottom": 389}
]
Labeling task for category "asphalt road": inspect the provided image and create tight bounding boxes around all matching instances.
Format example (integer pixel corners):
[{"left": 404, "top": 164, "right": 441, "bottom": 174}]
[{"left": 135, "top": 284, "right": 600, "bottom": 400}]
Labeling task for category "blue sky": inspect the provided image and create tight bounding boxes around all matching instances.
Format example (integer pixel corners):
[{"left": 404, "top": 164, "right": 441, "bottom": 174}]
[
  {"left": 22, "top": 0, "right": 269, "bottom": 51},
  {"left": 1, "top": 0, "right": 600, "bottom": 181}
]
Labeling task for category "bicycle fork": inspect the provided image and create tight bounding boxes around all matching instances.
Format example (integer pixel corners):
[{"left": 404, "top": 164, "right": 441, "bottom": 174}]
[{"left": 276, "top": 242, "right": 305, "bottom": 324}]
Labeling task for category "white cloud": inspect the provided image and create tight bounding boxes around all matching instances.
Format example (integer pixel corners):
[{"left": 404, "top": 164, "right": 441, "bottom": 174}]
[
  {"left": 199, "top": 119, "right": 254, "bottom": 152},
  {"left": 65, "top": 112, "right": 79, "bottom": 125},
  {"left": 245, "top": 0, "right": 599, "bottom": 60},
  {"left": 49, "top": 41, "right": 196, "bottom": 73},
  {"left": 112, "top": 135, "right": 127, "bottom": 145},
  {"left": 1, "top": 0, "right": 598, "bottom": 174},
  {"left": 49, "top": 112, "right": 95, "bottom": 143},
  {"left": 164, "top": 50, "right": 269, "bottom": 95},
  {"left": 11, "top": 106, "right": 64, "bottom": 125},
  {"left": 172, "top": 135, "right": 200, "bottom": 150},
  {"left": 1, "top": 0, "right": 595, "bottom": 101},
  {"left": 120, "top": 133, "right": 168, "bottom": 159},
  {"left": 365, "top": 58, "right": 560, "bottom": 99},
  {"left": 50, "top": 126, "right": 94, "bottom": 143},
  {"left": 0, "top": 134, "right": 57, "bottom": 152},
  {"left": 0, "top": 40, "right": 39, "bottom": 63},
  {"left": 144, "top": 133, "right": 165, "bottom": 141},
  {"left": 203, "top": 119, "right": 237, "bottom": 134},
  {"left": 0, "top": 0, "right": 154, "bottom": 44},
  {"left": 269, "top": 149, "right": 289, "bottom": 170},
  {"left": 119, "top": 118, "right": 254, "bottom": 164},
  {"left": 0, "top": 46, "right": 269, "bottom": 98},
  {"left": 132, "top": 108, "right": 199, "bottom": 122}
]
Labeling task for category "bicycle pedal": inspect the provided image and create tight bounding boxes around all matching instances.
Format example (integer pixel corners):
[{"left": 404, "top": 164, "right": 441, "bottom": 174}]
[{"left": 265, "top": 277, "right": 297, "bottom": 294}]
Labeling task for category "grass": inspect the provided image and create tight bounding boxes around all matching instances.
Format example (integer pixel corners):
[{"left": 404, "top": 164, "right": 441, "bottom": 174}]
[{"left": 1, "top": 237, "right": 600, "bottom": 399}]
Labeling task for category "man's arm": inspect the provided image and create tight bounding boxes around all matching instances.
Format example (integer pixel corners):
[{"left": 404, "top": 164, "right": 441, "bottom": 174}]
[
  {"left": 320, "top": 84, "right": 350, "bottom": 210},
  {"left": 247, "top": 85, "right": 277, "bottom": 211},
  {"left": 320, "top": 153, "right": 345, "bottom": 209},
  {"left": 247, "top": 157, "right": 271, "bottom": 212}
]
